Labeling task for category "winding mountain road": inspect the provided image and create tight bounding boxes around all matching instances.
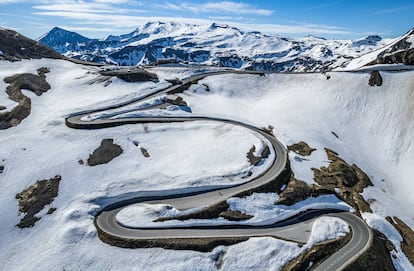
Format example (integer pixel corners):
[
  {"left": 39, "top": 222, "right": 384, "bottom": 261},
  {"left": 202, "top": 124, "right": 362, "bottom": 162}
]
[{"left": 66, "top": 70, "right": 372, "bottom": 271}]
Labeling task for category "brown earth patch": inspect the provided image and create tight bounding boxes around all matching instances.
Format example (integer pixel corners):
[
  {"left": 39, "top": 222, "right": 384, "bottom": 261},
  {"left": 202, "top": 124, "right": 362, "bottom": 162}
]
[
  {"left": 246, "top": 145, "right": 270, "bottom": 166},
  {"left": 288, "top": 141, "right": 316, "bottom": 156},
  {"left": 140, "top": 147, "right": 150, "bottom": 158},
  {"left": 0, "top": 68, "right": 51, "bottom": 129},
  {"left": 219, "top": 210, "right": 253, "bottom": 221},
  {"left": 277, "top": 175, "right": 334, "bottom": 206},
  {"left": 312, "top": 148, "right": 373, "bottom": 215},
  {"left": 87, "top": 139, "right": 123, "bottom": 166},
  {"left": 15, "top": 175, "right": 61, "bottom": 228}
]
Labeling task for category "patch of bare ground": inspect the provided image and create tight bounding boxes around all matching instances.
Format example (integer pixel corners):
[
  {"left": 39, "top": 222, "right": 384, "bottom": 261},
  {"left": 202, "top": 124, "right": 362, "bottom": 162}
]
[
  {"left": 386, "top": 216, "right": 414, "bottom": 265},
  {"left": 288, "top": 141, "right": 316, "bottom": 156},
  {"left": 344, "top": 230, "right": 396, "bottom": 271},
  {"left": 282, "top": 231, "right": 352, "bottom": 271},
  {"left": 219, "top": 210, "right": 252, "bottom": 221},
  {"left": 277, "top": 175, "right": 333, "bottom": 206},
  {"left": 100, "top": 68, "right": 158, "bottom": 82},
  {"left": 246, "top": 145, "right": 270, "bottom": 166},
  {"left": 369, "top": 71, "right": 383, "bottom": 87},
  {"left": 0, "top": 165, "right": 4, "bottom": 173},
  {"left": 163, "top": 96, "right": 188, "bottom": 106},
  {"left": 0, "top": 67, "right": 50, "bottom": 129},
  {"left": 87, "top": 139, "right": 123, "bottom": 166},
  {"left": 312, "top": 148, "right": 373, "bottom": 215},
  {"left": 15, "top": 175, "right": 61, "bottom": 228},
  {"left": 278, "top": 146, "right": 372, "bottom": 208},
  {"left": 140, "top": 147, "right": 150, "bottom": 158}
]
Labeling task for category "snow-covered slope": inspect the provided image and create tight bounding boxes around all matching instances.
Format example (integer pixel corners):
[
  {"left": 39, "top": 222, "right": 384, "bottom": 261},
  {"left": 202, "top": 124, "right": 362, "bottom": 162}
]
[
  {"left": 343, "top": 28, "right": 414, "bottom": 70},
  {"left": 38, "top": 22, "right": 391, "bottom": 71}
]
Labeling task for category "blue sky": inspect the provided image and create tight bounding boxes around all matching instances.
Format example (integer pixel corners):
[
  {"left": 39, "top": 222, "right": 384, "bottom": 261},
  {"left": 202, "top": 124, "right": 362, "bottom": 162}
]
[{"left": 1, "top": 0, "right": 413, "bottom": 39}]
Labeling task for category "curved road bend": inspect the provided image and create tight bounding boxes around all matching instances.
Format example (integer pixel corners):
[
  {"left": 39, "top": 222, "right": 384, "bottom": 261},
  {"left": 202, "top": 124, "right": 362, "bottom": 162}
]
[{"left": 66, "top": 70, "right": 372, "bottom": 271}]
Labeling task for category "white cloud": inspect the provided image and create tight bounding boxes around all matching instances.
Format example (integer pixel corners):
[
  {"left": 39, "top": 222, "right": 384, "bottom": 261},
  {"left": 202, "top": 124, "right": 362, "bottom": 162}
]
[
  {"left": 33, "top": 1, "right": 146, "bottom": 14},
  {"left": 33, "top": 8, "right": 352, "bottom": 37},
  {"left": 0, "top": 0, "right": 26, "bottom": 4},
  {"left": 164, "top": 1, "right": 273, "bottom": 16}
]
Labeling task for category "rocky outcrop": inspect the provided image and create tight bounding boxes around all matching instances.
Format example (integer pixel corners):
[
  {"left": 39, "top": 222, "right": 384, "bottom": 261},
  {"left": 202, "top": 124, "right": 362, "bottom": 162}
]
[
  {"left": 277, "top": 176, "right": 333, "bottom": 206},
  {"left": 100, "top": 68, "right": 158, "bottom": 82},
  {"left": 0, "top": 28, "right": 62, "bottom": 61},
  {"left": 369, "top": 71, "right": 383, "bottom": 86},
  {"left": 15, "top": 175, "right": 61, "bottom": 228},
  {"left": 288, "top": 141, "right": 316, "bottom": 156},
  {"left": 246, "top": 145, "right": 270, "bottom": 166},
  {"left": 312, "top": 148, "right": 373, "bottom": 214},
  {"left": 0, "top": 68, "right": 51, "bottom": 129},
  {"left": 219, "top": 210, "right": 253, "bottom": 221},
  {"left": 87, "top": 139, "right": 123, "bottom": 166}
]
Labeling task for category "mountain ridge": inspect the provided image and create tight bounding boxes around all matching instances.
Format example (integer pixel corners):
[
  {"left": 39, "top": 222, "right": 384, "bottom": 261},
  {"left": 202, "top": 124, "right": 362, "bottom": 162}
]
[{"left": 38, "top": 22, "right": 397, "bottom": 71}]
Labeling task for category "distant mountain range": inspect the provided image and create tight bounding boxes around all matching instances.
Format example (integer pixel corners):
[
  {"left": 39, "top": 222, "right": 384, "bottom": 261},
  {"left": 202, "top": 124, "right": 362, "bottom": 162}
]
[{"left": 37, "top": 22, "right": 399, "bottom": 72}]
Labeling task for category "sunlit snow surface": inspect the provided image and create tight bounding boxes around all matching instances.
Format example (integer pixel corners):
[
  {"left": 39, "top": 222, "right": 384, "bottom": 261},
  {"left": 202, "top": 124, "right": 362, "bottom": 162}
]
[{"left": 0, "top": 59, "right": 413, "bottom": 270}]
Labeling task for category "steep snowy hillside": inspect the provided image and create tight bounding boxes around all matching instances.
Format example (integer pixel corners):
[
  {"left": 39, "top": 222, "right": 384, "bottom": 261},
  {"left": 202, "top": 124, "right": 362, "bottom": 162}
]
[
  {"left": 344, "top": 28, "right": 414, "bottom": 70},
  {"left": 2, "top": 31, "right": 414, "bottom": 270},
  {"left": 38, "top": 22, "right": 391, "bottom": 71}
]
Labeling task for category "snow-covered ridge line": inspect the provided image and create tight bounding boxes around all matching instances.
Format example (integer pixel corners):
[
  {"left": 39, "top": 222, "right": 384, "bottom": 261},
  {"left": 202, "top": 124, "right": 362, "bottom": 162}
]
[{"left": 38, "top": 21, "right": 396, "bottom": 72}]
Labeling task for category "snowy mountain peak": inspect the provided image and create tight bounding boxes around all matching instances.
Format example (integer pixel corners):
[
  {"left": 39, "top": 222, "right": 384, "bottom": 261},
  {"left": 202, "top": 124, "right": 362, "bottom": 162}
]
[
  {"left": 37, "top": 22, "right": 404, "bottom": 71},
  {"left": 39, "top": 27, "right": 92, "bottom": 53}
]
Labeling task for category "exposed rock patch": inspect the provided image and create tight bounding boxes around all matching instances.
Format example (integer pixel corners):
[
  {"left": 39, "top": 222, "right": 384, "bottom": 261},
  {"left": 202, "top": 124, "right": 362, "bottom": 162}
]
[
  {"left": 312, "top": 148, "right": 373, "bottom": 214},
  {"left": 219, "top": 210, "right": 253, "bottom": 221},
  {"left": 277, "top": 176, "right": 333, "bottom": 206},
  {"left": 369, "top": 71, "right": 383, "bottom": 86},
  {"left": 288, "top": 141, "right": 316, "bottom": 156},
  {"left": 15, "top": 175, "right": 61, "bottom": 228},
  {"left": 386, "top": 216, "right": 414, "bottom": 265},
  {"left": 0, "top": 68, "right": 51, "bottom": 129},
  {"left": 100, "top": 68, "right": 158, "bottom": 82},
  {"left": 163, "top": 96, "right": 188, "bottom": 106},
  {"left": 0, "top": 165, "right": 4, "bottom": 173},
  {"left": 140, "top": 147, "right": 150, "bottom": 158},
  {"left": 246, "top": 145, "right": 270, "bottom": 166},
  {"left": 87, "top": 139, "right": 123, "bottom": 166}
]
